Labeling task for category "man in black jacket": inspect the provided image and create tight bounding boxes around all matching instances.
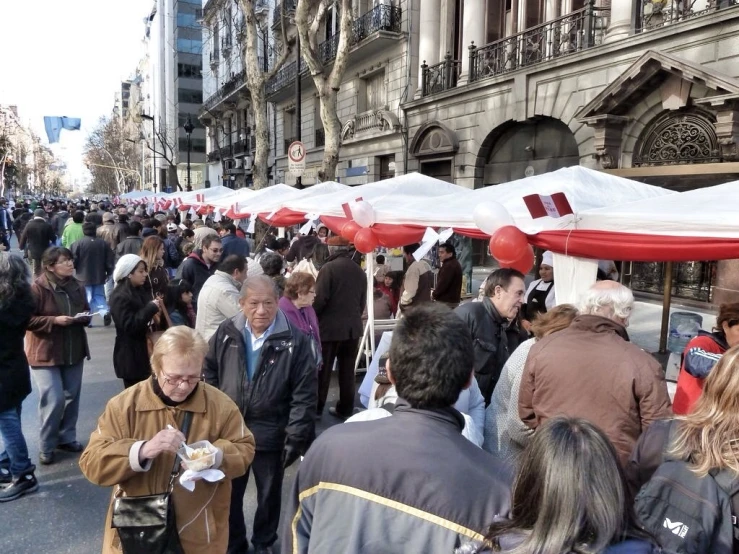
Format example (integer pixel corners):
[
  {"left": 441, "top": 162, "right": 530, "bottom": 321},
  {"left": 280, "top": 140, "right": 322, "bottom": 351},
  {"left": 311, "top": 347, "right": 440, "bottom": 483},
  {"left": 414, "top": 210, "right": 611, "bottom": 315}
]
[
  {"left": 432, "top": 241, "right": 464, "bottom": 308},
  {"left": 455, "top": 268, "right": 528, "bottom": 405},
  {"left": 283, "top": 304, "right": 513, "bottom": 553},
  {"left": 314, "top": 236, "right": 367, "bottom": 420},
  {"left": 114, "top": 221, "right": 143, "bottom": 263},
  {"left": 71, "top": 222, "right": 114, "bottom": 326},
  {"left": 176, "top": 234, "right": 222, "bottom": 306},
  {"left": 204, "top": 275, "right": 316, "bottom": 554},
  {"left": 19, "top": 209, "right": 56, "bottom": 275}
]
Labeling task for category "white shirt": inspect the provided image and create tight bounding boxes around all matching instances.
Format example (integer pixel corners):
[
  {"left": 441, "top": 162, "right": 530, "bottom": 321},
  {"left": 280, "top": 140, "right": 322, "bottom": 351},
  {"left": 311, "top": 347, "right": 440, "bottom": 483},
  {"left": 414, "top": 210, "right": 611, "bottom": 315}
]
[{"left": 244, "top": 317, "right": 276, "bottom": 351}]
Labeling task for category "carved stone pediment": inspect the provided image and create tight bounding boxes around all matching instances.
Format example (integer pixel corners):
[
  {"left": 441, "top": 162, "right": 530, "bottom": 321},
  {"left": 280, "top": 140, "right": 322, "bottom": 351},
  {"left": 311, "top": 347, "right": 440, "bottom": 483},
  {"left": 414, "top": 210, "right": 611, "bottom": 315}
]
[{"left": 409, "top": 121, "right": 459, "bottom": 159}]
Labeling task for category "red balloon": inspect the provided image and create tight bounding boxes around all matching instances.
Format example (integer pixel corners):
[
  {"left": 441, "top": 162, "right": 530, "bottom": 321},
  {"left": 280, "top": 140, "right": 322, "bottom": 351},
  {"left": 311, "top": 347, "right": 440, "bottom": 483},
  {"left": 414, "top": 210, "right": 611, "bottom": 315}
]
[
  {"left": 499, "top": 245, "right": 535, "bottom": 274},
  {"left": 353, "top": 227, "right": 379, "bottom": 254},
  {"left": 489, "top": 225, "right": 529, "bottom": 264},
  {"left": 340, "top": 221, "right": 361, "bottom": 241}
]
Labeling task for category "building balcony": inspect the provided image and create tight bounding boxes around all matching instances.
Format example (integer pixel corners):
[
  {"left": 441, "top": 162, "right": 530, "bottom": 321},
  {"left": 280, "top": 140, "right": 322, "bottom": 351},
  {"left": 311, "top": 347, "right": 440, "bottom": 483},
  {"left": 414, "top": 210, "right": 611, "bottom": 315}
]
[
  {"left": 637, "top": 0, "right": 737, "bottom": 31},
  {"left": 272, "top": 0, "right": 297, "bottom": 29},
  {"left": 265, "top": 58, "right": 306, "bottom": 101},
  {"left": 220, "top": 145, "right": 234, "bottom": 160},
  {"left": 202, "top": 69, "right": 246, "bottom": 113},
  {"left": 207, "top": 149, "right": 221, "bottom": 163},
  {"left": 315, "top": 128, "right": 325, "bottom": 147},
  {"left": 422, "top": 53, "right": 461, "bottom": 97},
  {"left": 317, "top": 4, "right": 402, "bottom": 65},
  {"left": 469, "top": 4, "right": 610, "bottom": 83},
  {"left": 233, "top": 137, "right": 252, "bottom": 157}
]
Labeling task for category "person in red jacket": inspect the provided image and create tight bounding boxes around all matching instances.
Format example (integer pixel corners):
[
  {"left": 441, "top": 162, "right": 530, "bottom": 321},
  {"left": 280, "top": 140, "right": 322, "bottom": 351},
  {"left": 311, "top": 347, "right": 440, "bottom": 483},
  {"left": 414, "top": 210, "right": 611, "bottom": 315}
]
[{"left": 673, "top": 302, "right": 739, "bottom": 414}]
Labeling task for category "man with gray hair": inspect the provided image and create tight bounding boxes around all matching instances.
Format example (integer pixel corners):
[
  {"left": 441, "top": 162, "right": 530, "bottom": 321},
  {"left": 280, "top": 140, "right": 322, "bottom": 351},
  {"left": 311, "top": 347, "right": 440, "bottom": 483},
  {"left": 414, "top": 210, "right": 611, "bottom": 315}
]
[
  {"left": 204, "top": 275, "right": 316, "bottom": 554},
  {"left": 518, "top": 280, "right": 672, "bottom": 465}
]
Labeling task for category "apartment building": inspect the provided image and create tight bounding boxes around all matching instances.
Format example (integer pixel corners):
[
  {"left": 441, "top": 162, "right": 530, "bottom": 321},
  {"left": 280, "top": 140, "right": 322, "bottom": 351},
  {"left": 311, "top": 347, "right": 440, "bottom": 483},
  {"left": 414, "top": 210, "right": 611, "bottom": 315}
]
[{"left": 405, "top": 0, "right": 739, "bottom": 303}]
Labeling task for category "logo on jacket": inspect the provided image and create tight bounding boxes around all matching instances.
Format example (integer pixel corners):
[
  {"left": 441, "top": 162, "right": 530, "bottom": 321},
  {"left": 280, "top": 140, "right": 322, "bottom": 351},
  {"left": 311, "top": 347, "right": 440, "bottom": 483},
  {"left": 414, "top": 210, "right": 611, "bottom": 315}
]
[{"left": 664, "top": 518, "right": 689, "bottom": 538}]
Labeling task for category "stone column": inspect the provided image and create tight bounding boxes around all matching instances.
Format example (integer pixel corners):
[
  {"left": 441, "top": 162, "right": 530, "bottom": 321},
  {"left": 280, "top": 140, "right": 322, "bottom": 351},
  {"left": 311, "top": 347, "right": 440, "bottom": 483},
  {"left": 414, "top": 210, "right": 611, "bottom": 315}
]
[
  {"left": 416, "top": 0, "right": 442, "bottom": 97},
  {"left": 459, "top": 0, "right": 486, "bottom": 84},
  {"left": 605, "top": 0, "right": 634, "bottom": 42}
]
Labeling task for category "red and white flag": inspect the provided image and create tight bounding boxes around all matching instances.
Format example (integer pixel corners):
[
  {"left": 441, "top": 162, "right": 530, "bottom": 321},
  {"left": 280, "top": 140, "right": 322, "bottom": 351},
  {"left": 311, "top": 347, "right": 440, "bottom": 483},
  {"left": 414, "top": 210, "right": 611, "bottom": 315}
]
[
  {"left": 523, "top": 192, "right": 574, "bottom": 219},
  {"left": 196, "top": 193, "right": 205, "bottom": 203}
]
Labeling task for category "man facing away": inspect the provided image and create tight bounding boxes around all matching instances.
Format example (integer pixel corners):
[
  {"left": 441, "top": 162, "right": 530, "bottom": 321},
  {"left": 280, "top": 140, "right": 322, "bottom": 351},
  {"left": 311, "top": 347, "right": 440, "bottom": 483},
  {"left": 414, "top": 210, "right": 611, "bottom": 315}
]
[
  {"left": 398, "top": 242, "right": 434, "bottom": 312},
  {"left": 518, "top": 281, "right": 672, "bottom": 466},
  {"left": 196, "top": 254, "right": 247, "bottom": 341},
  {"left": 455, "top": 268, "right": 528, "bottom": 405},
  {"left": 19, "top": 209, "right": 56, "bottom": 276},
  {"left": 70, "top": 222, "right": 114, "bottom": 327},
  {"left": 433, "top": 241, "right": 464, "bottom": 309},
  {"left": 204, "top": 276, "right": 316, "bottom": 554},
  {"left": 220, "top": 222, "right": 250, "bottom": 259},
  {"left": 283, "top": 304, "right": 513, "bottom": 553}
]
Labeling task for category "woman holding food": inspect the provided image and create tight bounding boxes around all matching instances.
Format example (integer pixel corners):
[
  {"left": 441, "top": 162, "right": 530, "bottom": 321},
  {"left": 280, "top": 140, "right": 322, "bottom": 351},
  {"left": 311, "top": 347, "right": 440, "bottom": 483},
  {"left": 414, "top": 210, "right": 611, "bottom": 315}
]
[
  {"left": 80, "top": 326, "right": 256, "bottom": 554},
  {"left": 26, "top": 246, "right": 91, "bottom": 466}
]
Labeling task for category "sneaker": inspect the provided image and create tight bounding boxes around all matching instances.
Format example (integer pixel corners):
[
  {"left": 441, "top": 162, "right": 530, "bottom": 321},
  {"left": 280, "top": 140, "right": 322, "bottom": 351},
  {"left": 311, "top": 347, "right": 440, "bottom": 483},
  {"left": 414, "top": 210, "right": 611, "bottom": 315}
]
[
  {"left": 39, "top": 451, "right": 54, "bottom": 465},
  {"left": 0, "top": 467, "right": 11, "bottom": 484},
  {"left": 328, "top": 407, "right": 350, "bottom": 421},
  {"left": 0, "top": 472, "right": 38, "bottom": 502},
  {"left": 57, "top": 441, "right": 84, "bottom": 453}
]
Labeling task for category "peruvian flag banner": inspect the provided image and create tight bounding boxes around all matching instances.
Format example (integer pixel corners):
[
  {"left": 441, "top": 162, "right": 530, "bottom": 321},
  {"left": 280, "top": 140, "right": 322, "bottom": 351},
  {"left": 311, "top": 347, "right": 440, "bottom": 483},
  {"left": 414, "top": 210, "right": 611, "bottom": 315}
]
[
  {"left": 196, "top": 193, "right": 205, "bottom": 203},
  {"left": 523, "top": 192, "right": 573, "bottom": 219}
]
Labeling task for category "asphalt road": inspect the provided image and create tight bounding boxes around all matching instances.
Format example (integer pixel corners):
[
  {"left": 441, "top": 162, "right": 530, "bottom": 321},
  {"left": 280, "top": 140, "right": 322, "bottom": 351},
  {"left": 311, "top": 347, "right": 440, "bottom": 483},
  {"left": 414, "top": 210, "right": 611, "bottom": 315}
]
[{"left": 2, "top": 303, "right": 348, "bottom": 554}]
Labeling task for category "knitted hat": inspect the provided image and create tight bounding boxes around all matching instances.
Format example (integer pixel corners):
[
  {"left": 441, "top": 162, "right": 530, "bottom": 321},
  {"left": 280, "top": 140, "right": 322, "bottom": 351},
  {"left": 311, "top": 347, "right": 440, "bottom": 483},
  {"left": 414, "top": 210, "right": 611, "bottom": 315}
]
[
  {"left": 167, "top": 222, "right": 178, "bottom": 232},
  {"left": 102, "top": 212, "right": 116, "bottom": 223},
  {"left": 114, "top": 254, "right": 144, "bottom": 283},
  {"left": 33, "top": 208, "right": 46, "bottom": 218}
]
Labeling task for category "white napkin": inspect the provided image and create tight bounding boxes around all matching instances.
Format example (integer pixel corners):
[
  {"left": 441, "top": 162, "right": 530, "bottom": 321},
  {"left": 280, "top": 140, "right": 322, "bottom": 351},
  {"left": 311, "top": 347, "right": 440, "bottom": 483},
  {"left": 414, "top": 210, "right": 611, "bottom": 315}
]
[{"left": 179, "top": 468, "right": 226, "bottom": 492}]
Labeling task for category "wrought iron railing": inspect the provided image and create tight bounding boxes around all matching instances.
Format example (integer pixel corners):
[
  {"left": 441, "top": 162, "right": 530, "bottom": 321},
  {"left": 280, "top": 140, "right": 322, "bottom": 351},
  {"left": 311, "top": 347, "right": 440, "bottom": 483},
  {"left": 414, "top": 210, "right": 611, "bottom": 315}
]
[
  {"left": 315, "top": 128, "right": 325, "bottom": 147},
  {"left": 265, "top": 58, "right": 306, "bottom": 95},
  {"left": 422, "top": 53, "right": 461, "bottom": 97},
  {"left": 220, "top": 145, "right": 234, "bottom": 159},
  {"left": 207, "top": 149, "right": 221, "bottom": 163},
  {"left": 233, "top": 138, "right": 249, "bottom": 156},
  {"left": 317, "top": 4, "right": 402, "bottom": 64},
  {"left": 203, "top": 69, "right": 246, "bottom": 112},
  {"left": 272, "top": 0, "right": 297, "bottom": 28},
  {"left": 470, "top": 3, "right": 610, "bottom": 83},
  {"left": 637, "top": 0, "right": 737, "bottom": 31}
]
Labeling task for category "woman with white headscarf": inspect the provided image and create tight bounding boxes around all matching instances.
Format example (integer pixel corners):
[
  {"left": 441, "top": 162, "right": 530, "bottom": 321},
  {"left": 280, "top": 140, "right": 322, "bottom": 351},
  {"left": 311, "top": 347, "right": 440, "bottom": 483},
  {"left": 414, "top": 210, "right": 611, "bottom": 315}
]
[
  {"left": 108, "top": 254, "right": 164, "bottom": 388},
  {"left": 521, "top": 250, "right": 556, "bottom": 332}
]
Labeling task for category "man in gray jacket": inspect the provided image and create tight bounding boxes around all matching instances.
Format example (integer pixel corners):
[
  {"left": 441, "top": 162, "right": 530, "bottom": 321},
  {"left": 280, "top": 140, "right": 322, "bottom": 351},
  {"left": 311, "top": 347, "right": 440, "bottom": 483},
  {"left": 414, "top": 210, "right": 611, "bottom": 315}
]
[
  {"left": 71, "top": 222, "right": 114, "bottom": 326},
  {"left": 195, "top": 254, "right": 247, "bottom": 341}
]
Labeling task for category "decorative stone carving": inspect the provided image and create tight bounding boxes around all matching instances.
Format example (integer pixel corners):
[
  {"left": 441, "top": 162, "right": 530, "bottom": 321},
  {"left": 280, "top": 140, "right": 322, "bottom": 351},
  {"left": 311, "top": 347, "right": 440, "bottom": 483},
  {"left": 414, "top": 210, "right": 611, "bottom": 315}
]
[
  {"left": 409, "top": 121, "right": 459, "bottom": 158},
  {"left": 581, "top": 115, "right": 629, "bottom": 170},
  {"left": 341, "top": 119, "right": 355, "bottom": 143},
  {"left": 633, "top": 109, "right": 721, "bottom": 166},
  {"left": 376, "top": 110, "right": 400, "bottom": 132}
]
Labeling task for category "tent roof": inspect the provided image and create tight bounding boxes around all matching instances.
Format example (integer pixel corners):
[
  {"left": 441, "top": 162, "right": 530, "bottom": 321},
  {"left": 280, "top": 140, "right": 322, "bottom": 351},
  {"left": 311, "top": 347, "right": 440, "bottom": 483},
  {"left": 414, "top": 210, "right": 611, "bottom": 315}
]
[
  {"left": 209, "top": 184, "right": 301, "bottom": 217},
  {"left": 371, "top": 166, "right": 673, "bottom": 234},
  {"left": 170, "top": 185, "right": 239, "bottom": 207}
]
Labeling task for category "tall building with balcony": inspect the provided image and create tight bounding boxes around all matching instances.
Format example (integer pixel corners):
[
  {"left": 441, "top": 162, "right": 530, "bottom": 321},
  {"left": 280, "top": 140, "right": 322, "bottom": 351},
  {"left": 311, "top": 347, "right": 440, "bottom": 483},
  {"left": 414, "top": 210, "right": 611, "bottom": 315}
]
[
  {"left": 200, "top": 0, "right": 272, "bottom": 188},
  {"left": 146, "top": 0, "right": 206, "bottom": 191},
  {"left": 406, "top": 0, "right": 739, "bottom": 303},
  {"left": 269, "top": 0, "right": 407, "bottom": 185}
]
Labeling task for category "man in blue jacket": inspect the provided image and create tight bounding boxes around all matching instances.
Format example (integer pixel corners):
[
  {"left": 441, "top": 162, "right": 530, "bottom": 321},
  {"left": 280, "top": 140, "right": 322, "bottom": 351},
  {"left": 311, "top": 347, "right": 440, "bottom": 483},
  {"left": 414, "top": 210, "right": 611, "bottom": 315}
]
[{"left": 220, "top": 223, "right": 250, "bottom": 259}]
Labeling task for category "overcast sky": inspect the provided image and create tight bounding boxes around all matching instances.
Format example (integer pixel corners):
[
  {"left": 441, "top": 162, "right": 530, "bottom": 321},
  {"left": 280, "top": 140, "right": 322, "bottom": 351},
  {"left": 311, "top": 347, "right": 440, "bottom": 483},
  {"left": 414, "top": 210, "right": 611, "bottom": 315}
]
[{"left": 0, "top": 0, "right": 155, "bottom": 188}]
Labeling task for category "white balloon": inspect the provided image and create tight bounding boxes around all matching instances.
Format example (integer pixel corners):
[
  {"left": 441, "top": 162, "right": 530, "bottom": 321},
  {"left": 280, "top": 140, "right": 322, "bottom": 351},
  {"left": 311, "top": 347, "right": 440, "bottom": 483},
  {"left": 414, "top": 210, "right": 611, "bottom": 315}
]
[
  {"left": 472, "top": 202, "right": 514, "bottom": 235},
  {"left": 350, "top": 200, "right": 376, "bottom": 228}
]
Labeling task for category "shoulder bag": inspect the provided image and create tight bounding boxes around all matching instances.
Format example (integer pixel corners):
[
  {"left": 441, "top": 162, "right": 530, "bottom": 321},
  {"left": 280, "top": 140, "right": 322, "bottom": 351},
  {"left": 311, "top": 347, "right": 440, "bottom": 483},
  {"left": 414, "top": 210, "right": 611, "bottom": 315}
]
[
  {"left": 111, "top": 411, "right": 193, "bottom": 554},
  {"left": 146, "top": 301, "right": 174, "bottom": 358}
]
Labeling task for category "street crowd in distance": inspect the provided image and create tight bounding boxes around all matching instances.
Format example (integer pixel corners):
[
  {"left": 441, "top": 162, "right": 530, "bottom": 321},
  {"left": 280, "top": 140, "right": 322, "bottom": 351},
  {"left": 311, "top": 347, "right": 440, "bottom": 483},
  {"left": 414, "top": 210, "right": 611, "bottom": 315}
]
[{"left": 1, "top": 195, "right": 738, "bottom": 554}]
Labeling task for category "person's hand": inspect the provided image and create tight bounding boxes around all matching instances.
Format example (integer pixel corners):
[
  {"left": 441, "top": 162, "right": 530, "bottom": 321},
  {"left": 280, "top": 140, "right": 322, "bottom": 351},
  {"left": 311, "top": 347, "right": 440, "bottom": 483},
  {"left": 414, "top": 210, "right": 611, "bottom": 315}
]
[
  {"left": 521, "top": 319, "right": 532, "bottom": 333},
  {"left": 54, "top": 315, "right": 75, "bottom": 326},
  {"left": 140, "top": 428, "right": 186, "bottom": 461},
  {"left": 282, "top": 444, "right": 301, "bottom": 469}
]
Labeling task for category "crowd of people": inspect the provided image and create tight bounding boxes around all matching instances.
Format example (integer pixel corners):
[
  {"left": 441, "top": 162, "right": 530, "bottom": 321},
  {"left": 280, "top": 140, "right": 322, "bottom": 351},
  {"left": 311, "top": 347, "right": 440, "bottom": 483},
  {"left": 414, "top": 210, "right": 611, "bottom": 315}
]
[{"left": 1, "top": 195, "right": 739, "bottom": 554}]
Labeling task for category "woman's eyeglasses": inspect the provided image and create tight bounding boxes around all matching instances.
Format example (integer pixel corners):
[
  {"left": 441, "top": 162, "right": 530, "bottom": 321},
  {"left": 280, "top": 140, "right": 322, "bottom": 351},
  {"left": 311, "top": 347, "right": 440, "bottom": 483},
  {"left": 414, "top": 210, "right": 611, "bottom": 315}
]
[{"left": 161, "top": 370, "right": 202, "bottom": 387}]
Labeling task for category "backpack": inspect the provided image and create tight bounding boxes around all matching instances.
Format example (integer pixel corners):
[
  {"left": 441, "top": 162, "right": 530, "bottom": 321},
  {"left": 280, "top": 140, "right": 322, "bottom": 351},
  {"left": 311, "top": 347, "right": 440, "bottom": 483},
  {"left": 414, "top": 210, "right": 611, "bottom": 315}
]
[{"left": 634, "top": 421, "right": 739, "bottom": 554}]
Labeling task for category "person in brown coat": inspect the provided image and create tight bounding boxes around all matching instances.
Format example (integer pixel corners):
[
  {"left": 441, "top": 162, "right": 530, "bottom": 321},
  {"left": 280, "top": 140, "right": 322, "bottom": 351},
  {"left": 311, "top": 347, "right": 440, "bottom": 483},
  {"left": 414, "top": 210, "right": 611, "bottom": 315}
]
[
  {"left": 79, "top": 326, "right": 256, "bottom": 554},
  {"left": 518, "top": 281, "right": 672, "bottom": 466},
  {"left": 26, "top": 246, "right": 91, "bottom": 466}
]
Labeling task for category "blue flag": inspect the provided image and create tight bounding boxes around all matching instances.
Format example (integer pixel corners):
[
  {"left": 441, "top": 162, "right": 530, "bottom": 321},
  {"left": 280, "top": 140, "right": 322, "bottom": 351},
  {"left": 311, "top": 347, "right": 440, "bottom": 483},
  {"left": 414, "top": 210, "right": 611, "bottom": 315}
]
[{"left": 44, "top": 116, "right": 82, "bottom": 143}]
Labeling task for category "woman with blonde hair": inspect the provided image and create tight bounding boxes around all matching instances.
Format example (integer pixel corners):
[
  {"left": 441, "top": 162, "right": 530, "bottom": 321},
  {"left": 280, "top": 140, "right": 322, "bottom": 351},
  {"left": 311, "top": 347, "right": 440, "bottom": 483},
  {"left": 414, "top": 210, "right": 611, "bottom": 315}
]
[
  {"left": 140, "top": 235, "right": 169, "bottom": 298},
  {"left": 80, "top": 326, "right": 256, "bottom": 554},
  {"left": 483, "top": 304, "right": 579, "bottom": 461},
  {"left": 628, "top": 344, "right": 739, "bottom": 496}
]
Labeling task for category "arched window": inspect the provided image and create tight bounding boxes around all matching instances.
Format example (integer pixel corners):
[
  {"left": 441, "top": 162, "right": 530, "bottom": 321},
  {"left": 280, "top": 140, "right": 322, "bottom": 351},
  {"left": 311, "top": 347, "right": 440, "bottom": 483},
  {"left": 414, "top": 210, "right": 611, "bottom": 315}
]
[{"left": 633, "top": 108, "right": 721, "bottom": 167}]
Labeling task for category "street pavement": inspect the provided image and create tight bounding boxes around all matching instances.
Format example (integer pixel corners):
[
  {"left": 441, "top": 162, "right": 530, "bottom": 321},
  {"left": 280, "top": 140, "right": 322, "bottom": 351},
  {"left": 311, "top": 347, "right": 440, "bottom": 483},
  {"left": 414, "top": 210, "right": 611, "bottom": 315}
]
[{"left": 2, "top": 314, "right": 347, "bottom": 554}]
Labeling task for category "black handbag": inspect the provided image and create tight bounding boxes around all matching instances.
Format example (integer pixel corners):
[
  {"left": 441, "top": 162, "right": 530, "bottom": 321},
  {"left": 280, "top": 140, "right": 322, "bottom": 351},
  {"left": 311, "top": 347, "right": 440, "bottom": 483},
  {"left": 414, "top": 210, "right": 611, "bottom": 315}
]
[{"left": 111, "top": 411, "right": 193, "bottom": 554}]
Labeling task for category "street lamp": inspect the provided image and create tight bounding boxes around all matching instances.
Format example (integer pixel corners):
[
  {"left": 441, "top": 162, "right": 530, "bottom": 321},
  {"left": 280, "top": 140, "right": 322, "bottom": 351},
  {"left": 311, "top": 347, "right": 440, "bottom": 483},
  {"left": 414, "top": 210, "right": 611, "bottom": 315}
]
[
  {"left": 184, "top": 117, "right": 194, "bottom": 192},
  {"left": 141, "top": 113, "right": 156, "bottom": 193}
]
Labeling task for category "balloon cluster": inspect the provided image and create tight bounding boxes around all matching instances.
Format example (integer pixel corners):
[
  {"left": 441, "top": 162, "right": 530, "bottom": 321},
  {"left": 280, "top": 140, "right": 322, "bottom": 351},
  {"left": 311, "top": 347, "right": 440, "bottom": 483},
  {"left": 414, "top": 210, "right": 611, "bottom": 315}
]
[
  {"left": 473, "top": 202, "right": 534, "bottom": 274},
  {"left": 342, "top": 200, "right": 379, "bottom": 254}
]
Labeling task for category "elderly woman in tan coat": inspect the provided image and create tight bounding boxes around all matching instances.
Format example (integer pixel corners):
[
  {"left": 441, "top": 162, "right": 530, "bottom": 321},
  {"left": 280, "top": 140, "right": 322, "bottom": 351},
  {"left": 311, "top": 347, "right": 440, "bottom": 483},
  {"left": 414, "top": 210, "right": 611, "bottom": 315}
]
[{"left": 79, "top": 326, "right": 256, "bottom": 554}]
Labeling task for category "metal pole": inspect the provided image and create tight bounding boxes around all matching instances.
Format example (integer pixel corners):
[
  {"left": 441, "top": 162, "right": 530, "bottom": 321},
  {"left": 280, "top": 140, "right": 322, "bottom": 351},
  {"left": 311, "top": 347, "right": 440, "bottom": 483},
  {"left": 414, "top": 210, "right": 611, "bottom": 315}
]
[
  {"left": 658, "top": 261, "right": 673, "bottom": 354},
  {"left": 141, "top": 140, "right": 145, "bottom": 191},
  {"left": 151, "top": 118, "right": 157, "bottom": 193},
  {"left": 187, "top": 132, "right": 192, "bottom": 192},
  {"left": 295, "top": 33, "right": 303, "bottom": 190}
]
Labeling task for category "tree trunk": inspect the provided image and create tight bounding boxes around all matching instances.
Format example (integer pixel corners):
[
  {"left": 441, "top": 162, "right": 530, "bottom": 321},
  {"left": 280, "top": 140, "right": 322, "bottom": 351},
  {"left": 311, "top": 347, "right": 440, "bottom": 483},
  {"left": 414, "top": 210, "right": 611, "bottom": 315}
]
[
  {"left": 251, "top": 87, "right": 270, "bottom": 190},
  {"left": 319, "top": 86, "right": 341, "bottom": 181}
]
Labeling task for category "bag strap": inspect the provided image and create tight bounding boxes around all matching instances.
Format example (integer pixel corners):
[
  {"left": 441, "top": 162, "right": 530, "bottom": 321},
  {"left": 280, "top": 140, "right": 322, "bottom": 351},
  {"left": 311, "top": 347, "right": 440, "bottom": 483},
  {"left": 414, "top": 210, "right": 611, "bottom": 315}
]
[
  {"left": 160, "top": 301, "right": 173, "bottom": 329},
  {"left": 380, "top": 402, "right": 396, "bottom": 415},
  {"left": 712, "top": 469, "right": 739, "bottom": 539},
  {"left": 167, "top": 411, "right": 194, "bottom": 491}
]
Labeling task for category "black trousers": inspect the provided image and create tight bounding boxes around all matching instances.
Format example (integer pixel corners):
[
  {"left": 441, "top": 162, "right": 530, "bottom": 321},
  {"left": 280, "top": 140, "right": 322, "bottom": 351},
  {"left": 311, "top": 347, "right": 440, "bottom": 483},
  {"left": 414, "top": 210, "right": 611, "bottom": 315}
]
[
  {"left": 317, "top": 339, "right": 359, "bottom": 417},
  {"left": 228, "top": 449, "right": 284, "bottom": 551}
]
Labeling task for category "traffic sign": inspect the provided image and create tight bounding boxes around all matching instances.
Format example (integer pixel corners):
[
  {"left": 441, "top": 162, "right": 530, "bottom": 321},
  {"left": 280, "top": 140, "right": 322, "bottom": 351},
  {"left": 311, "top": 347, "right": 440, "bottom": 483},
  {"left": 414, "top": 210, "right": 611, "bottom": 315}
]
[{"left": 288, "top": 141, "right": 306, "bottom": 173}]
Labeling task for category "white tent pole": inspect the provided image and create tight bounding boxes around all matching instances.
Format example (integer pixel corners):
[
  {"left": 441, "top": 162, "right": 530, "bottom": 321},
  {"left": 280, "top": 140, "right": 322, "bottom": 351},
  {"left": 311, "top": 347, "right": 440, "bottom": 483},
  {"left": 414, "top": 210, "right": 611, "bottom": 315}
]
[{"left": 367, "top": 253, "right": 376, "bottom": 356}]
